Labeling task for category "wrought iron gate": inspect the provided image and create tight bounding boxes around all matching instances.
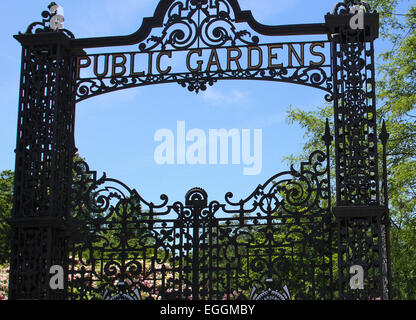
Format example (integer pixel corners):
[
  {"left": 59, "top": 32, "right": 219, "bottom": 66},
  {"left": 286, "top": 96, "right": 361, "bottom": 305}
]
[
  {"left": 68, "top": 139, "right": 333, "bottom": 300},
  {"left": 8, "top": 0, "right": 392, "bottom": 300}
]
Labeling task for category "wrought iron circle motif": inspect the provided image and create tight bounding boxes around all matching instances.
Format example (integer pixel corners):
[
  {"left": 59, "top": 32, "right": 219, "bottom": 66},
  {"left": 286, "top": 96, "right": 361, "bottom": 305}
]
[{"left": 185, "top": 187, "right": 208, "bottom": 207}]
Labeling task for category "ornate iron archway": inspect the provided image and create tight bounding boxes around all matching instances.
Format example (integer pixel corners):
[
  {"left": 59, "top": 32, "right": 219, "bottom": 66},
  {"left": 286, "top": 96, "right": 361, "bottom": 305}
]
[{"left": 8, "top": 0, "right": 391, "bottom": 300}]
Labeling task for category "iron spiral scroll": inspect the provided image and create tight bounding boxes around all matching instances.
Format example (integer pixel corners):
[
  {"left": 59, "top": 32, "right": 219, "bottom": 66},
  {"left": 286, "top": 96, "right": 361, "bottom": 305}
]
[
  {"left": 68, "top": 143, "right": 334, "bottom": 300},
  {"left": 138, "top": 0, "right": 260, "bottom": 52}
]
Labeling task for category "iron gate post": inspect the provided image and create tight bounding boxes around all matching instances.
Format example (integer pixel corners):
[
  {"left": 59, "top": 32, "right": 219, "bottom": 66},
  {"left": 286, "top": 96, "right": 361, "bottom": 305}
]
[
  {"left": 8, "top": 31, "right": 79, "bottom": 299},
  {"left": 327, "top": 2, "right": 391, "bottom": 299}
]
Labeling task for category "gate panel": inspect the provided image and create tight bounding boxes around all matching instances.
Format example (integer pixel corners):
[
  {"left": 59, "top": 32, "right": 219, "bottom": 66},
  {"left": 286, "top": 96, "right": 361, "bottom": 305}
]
[{"left": 68, "top": 136, "right": 333, "bottom": 300}]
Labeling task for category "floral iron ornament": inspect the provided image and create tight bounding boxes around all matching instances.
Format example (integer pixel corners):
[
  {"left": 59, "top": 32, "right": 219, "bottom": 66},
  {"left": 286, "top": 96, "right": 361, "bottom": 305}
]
[{"left": 24, "top": 2, "right": 74, "bottom": 38}]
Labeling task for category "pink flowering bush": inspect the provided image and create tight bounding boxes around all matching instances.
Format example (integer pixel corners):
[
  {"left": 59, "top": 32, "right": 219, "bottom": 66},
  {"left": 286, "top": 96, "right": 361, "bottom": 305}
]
[{"left": 0, "top": 265, "right": 9, "bottom": 300}]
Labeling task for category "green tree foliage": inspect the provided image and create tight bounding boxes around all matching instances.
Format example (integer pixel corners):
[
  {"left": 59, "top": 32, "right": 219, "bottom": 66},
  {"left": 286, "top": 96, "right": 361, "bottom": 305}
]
[
  {"left": 0, "top": 170, "right": 13, "bottom": 265},
  {"left": 373, "top": 0, "right": 416, "bottom": 299},
  {"left": 286, "top": 0, "right": 416, "bottom": 299}
]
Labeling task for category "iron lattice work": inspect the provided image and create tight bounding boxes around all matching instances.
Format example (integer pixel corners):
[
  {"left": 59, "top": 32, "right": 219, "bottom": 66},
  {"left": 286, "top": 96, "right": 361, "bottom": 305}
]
[
  {"left": 75, "top": 0, "right": 333, "bottom": 101},
  {"left": 330, "top": 2, "right": 380, "bottom": 207},
  {"left": 327, "top": 1, "right": 392, "bottom": 299},
  {"left": 8, "top": 36, "right": 78, "bottom": 299},
  {"left": 68, "top": 142, "right": 334, "bottom": 300},
  {"left": 9, "top": 0, "right": 392, "bottom": 300}
]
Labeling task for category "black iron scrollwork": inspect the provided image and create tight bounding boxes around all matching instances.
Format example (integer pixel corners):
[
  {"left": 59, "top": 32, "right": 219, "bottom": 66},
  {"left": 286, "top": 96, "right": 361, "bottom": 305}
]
[
  {"left": 10, "top": 0, "right": 391, "bottom": 302},
  {"left": 68, "top": 127, "right": 334, "bottom": 300},
  {"left": 139, "top": 0, "right": 259, "bottom": 52},
  {"left": 76, "top": 66, "right": 333, "bottom": 100},
  {"left": 178, "top": 74, "right": 218, "bottom": 93}
]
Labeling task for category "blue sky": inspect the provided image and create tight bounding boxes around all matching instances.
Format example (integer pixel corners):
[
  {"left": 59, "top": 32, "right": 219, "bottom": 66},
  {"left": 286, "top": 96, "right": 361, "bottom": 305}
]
[{"left": 0, "top": 0, "right": 394, "bottom": 206}]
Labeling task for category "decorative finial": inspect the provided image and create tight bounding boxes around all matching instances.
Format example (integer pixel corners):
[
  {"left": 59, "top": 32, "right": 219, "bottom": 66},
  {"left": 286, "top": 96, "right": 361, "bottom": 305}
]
[
  {"left": 379, "top": 120, "right": 390, "bottom": 145},
  {"left": 23, "top": 2, "right": 74, "bottom": 38},
  {"left": 322, "top": 118, "right": 333, "bottom": 146}
]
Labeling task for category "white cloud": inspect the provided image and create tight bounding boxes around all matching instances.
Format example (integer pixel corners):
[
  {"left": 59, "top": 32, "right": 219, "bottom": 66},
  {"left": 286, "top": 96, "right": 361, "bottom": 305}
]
[{"left": 202, "top": 88, "right": 246, "bottom": 106}]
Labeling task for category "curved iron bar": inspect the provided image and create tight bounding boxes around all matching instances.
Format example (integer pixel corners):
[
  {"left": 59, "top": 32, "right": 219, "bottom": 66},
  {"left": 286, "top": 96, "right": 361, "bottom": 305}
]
[{"left": 76, "top": 66, "right": 333, "bottom": 102}]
